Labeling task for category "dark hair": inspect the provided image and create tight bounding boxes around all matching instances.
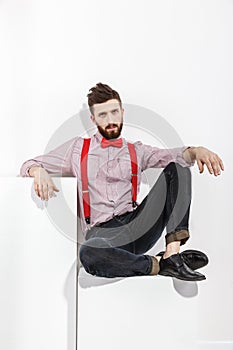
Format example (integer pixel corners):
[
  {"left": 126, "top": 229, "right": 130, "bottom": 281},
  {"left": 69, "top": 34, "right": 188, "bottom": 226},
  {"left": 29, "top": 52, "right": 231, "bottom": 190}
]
[{"left": 87, "top": 83, "right": 122, "bottom": 114}]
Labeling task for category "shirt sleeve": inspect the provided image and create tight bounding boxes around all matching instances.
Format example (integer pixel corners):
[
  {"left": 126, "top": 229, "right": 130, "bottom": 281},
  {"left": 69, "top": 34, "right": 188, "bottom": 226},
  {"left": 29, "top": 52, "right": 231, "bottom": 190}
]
[
  {"left": 134, "top": 141, "right": 195, "bottom": 171},
  {"left": 19, "top": 136, "right": 79, "bottom": 177}
]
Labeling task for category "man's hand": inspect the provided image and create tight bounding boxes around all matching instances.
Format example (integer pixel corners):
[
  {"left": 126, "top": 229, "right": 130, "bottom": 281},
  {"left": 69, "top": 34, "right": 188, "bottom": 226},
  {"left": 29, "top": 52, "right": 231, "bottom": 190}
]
[
  {"left": 183, "top": 146, "right": 224, "bottom": 176},
  {"left": 29, "top": 166, "right": 60, "bottom": 201}
]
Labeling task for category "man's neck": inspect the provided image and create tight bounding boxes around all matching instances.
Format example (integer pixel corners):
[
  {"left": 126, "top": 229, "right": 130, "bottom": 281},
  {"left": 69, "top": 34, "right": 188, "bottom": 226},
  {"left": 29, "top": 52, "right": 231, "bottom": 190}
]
[{"left": 95, "top": 129, "right": 122, "bottom": 140}]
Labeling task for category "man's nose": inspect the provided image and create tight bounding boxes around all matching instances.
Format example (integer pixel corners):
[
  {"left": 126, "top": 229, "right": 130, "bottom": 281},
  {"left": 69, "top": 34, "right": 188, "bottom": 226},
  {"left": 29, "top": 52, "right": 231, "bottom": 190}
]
[{"left": 106, "top": 113, "right": 114, "bottom": 124}]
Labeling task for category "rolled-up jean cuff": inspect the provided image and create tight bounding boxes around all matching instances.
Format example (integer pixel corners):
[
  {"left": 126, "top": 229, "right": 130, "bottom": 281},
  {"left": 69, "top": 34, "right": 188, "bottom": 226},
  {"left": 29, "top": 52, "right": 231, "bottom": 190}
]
[
  {"left": 148, "top": 256, "right": 160, "bottom": 275},
  {"left": 165, "top": 229, "right": 190, "bottom": 246}
]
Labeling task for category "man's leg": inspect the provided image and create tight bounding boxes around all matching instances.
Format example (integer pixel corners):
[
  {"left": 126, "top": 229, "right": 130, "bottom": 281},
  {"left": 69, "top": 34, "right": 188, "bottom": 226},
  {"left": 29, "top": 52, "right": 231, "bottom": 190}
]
[
  {"left": 123, "top": 161, "right": 191, "bottom": 254},
  {"left": 79, "top": 162, "right": 205, "bottom": 280},
  {"left": 116, "top": 161, "right": 205, "bottom": 281},
  {"left": 123, "top": 162, "right": 205, "bottom": 280},
  {"left": 79, "top": 236, "right": 159, "bottom": 278}
]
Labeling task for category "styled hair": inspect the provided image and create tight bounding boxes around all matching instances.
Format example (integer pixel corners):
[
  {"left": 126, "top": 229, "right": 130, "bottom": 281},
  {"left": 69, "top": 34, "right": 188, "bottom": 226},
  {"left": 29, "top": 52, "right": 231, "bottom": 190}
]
[{"left": 87, "top": 82, "right": 122, "bottom": 114}]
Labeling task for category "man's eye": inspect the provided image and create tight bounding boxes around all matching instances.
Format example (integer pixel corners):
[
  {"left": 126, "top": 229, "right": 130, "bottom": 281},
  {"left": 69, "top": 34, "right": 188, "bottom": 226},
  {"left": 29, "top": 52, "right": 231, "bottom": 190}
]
[{"left": 113, "top": 110, "right": 118, "bottom": 113}]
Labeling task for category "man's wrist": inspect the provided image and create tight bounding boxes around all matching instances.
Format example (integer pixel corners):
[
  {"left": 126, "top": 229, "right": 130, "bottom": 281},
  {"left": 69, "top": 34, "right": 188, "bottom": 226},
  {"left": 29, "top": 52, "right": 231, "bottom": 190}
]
[
  {"left": 29, "top": 166, "right": 43, "bottom": 177},
  {"left": 188, "top": 146, "right": 197, "bottom": 161},
  {"left": 183, "top": 146, "right": 197, "bottom": 163}
]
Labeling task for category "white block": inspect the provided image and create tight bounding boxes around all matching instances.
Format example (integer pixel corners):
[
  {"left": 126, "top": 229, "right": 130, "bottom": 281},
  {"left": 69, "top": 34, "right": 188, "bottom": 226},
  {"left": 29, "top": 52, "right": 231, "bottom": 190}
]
[
  {"left": 0, "top": 178, "right": 77, "bottom": 350},
  {"left": 78, "top": 267, "right": 200, "bottom": 350}
]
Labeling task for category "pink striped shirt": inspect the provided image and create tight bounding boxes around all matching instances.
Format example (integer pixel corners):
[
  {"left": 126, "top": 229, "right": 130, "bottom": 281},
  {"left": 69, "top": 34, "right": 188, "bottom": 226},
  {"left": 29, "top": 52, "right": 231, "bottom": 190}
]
[{"left": 20, "top": 130, "right": 194, "bottom": 236}]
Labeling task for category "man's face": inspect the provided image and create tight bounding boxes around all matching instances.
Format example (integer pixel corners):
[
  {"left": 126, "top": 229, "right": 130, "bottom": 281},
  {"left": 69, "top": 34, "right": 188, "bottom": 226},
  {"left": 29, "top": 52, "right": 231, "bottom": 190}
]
[{"left": 90, "top": 99, "right": 124, "bottom": 139}]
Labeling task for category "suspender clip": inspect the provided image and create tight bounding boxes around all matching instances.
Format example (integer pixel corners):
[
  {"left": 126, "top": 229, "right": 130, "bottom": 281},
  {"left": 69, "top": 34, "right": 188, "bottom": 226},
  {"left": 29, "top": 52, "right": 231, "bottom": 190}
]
[
  {"left": 85, "top": 217, "right": 90, "bottom": 225},
  {"left": 85, "top": 217, "right": 91, "bottom": 230}
]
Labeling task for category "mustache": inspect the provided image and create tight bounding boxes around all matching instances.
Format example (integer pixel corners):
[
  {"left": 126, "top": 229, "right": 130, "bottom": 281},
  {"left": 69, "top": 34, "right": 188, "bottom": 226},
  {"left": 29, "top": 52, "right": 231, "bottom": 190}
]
[{"left": 106, "top": 124, "right": 118, "bottom": 130}]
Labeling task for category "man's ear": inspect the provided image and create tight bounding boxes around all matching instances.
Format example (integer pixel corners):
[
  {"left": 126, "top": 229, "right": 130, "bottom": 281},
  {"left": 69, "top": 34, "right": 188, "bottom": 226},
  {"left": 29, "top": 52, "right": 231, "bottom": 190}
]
[
  {"left": 90, "top": 114, "right": 96, "bottom": 125},
  {"left": 121, "top": 107, "right": 125, "bottom": 120}
]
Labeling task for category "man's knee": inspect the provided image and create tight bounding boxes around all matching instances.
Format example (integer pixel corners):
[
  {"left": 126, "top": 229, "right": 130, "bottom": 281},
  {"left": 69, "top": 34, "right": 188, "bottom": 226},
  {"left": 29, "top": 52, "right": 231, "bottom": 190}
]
[
  {"left": 164, "top": 162, "right": 191, "bottom": 177},
  {"left": 79, "top": 237, "right": 111, "bottom": 275},
  {"left": 80, "top": 237, "right": 108, "bottom": 262}
]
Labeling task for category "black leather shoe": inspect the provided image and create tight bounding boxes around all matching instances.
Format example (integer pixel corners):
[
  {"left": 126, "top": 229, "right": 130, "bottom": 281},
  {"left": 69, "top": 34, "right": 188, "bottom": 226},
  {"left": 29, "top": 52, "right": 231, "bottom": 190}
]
[
  {"left": 157, "top": 249, "right": 209, "bottom": 270},
  {"left": 158, "top": 253, "right": 206, "bottom": 281}
]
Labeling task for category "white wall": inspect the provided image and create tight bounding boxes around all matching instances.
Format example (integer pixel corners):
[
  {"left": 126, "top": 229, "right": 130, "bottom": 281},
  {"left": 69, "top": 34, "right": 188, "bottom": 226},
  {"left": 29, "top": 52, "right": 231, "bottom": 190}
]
[{"left": 0, "top": 0, "right": 233, "bottom": 345}]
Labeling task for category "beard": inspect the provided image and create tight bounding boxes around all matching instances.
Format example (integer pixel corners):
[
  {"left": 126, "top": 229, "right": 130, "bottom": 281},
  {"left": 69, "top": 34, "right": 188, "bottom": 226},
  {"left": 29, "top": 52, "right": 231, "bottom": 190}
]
[{"left": 97, "top": 123, "right": 123, "bottom": 140}]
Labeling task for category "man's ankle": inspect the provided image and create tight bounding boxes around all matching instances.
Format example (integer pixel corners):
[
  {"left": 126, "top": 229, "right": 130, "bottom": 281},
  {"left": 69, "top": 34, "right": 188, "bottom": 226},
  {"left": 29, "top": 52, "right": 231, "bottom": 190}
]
[
  {"left": 162, "top": 251, "right": 179, "bottom": 259},
  {"left": 163, "top": 241, "right": 181, "bottom": 259}
]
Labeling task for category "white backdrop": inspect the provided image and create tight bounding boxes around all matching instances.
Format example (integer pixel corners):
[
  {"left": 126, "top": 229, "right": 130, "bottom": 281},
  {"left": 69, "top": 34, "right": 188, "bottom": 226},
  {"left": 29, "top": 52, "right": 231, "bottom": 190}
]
[{"left": 0, "top": 0, "right": 233, "bottom": 345}]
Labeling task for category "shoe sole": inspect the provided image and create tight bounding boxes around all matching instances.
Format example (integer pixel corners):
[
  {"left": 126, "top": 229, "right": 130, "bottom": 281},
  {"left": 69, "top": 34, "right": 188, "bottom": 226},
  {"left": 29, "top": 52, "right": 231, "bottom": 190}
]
[{"left": 159, "top": 271, "right": 206, "bottom": 281}]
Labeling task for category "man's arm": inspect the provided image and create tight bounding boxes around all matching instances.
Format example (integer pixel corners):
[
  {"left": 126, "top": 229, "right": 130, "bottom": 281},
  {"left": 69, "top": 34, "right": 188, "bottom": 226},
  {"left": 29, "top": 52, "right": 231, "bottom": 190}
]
[
  {"left": 20, "top": 136, "right": 79, "bottom": 177},
  {"left": 182, "top": 146, "right": 224, "bottom": 176},
  {"left": 20, "top": 136, "right": 80, "bottom": 200},
  {"left": 134, "top": 141, "right": 195, "bottom": 170}
]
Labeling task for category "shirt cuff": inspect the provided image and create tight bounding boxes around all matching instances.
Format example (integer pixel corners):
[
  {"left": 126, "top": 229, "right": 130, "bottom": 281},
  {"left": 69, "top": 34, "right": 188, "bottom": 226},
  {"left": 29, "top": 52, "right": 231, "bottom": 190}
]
[{"left": 176, "top": 146, "right": 195, "bottom": 167}]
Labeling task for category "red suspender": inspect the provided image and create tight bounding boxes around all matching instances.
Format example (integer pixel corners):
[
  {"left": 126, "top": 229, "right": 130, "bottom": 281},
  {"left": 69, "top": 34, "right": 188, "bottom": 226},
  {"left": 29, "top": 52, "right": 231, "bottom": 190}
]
[
  {"left": 80, "top": 138, "right": 91, "bottom": 225},
  {"left": 127, "top": 142, "right": 138, "bottom": 208},
  {"left": 80, "top": 139, "right": 138, "bottom": 225}
]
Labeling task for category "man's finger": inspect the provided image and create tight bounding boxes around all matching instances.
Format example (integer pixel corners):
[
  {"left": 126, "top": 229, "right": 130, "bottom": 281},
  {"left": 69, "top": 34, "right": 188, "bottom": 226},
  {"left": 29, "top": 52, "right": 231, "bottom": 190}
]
[
  {"left": 49, "top": 181, "right": 59, "bottom": 192},
  {"left": 197, "top": 160, "right": 204, "bottom": 173},
  {"left": 219, "top": 158, "right": 224, "bottom": 171},
  {"left": 34, "top": 183, "right": 39, "bottom": 197},
  {"left": 37, "top": 184, "right": 44, "bottom": 200},
  {"left": 210, "top": 159, "right": 220, "bottom": 176},
  {"left": 205, "top": 160, "right": 214, "bottom": 174},
  {"left": 48, "top": 185, "right": 54, "bottom": 198},
  {"left": 42, "top": 183, "right": 48, "bottom": 201}
]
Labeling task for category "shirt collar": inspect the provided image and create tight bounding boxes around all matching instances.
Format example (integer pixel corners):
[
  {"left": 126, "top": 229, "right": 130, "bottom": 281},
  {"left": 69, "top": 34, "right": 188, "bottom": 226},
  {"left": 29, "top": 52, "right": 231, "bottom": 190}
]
[{"left": 93, "top": 130, "right": 103, "bottom": 143}]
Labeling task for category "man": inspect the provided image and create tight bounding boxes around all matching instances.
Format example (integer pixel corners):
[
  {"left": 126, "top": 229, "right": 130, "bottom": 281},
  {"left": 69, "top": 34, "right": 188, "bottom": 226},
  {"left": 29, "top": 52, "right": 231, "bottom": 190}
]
[{"left": 20, "top": 83, "right": 224, "bottom": 281}]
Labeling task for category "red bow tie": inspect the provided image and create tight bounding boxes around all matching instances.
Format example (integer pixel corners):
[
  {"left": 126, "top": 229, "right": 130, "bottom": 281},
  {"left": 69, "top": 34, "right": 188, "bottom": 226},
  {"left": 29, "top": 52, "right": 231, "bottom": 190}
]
[{"left": 101, "top": 137, "right": 123, "bottom": 148}]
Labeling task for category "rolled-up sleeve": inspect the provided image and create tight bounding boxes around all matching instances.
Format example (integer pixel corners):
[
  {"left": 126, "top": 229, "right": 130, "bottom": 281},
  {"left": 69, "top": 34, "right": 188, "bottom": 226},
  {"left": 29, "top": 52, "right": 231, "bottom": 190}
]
[
  {"left": 134, "top": 141, "right": 195, "bottom": 171},
  {"left": 19, "top": 137, "right": 79, "bottom": 177}
]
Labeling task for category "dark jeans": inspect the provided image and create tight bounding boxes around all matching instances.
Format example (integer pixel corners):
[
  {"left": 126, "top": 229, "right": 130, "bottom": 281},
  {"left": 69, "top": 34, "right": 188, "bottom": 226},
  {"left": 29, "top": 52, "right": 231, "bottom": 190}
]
[{"left": 79, "top": 162, "right": 191, "bottom": 278}]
